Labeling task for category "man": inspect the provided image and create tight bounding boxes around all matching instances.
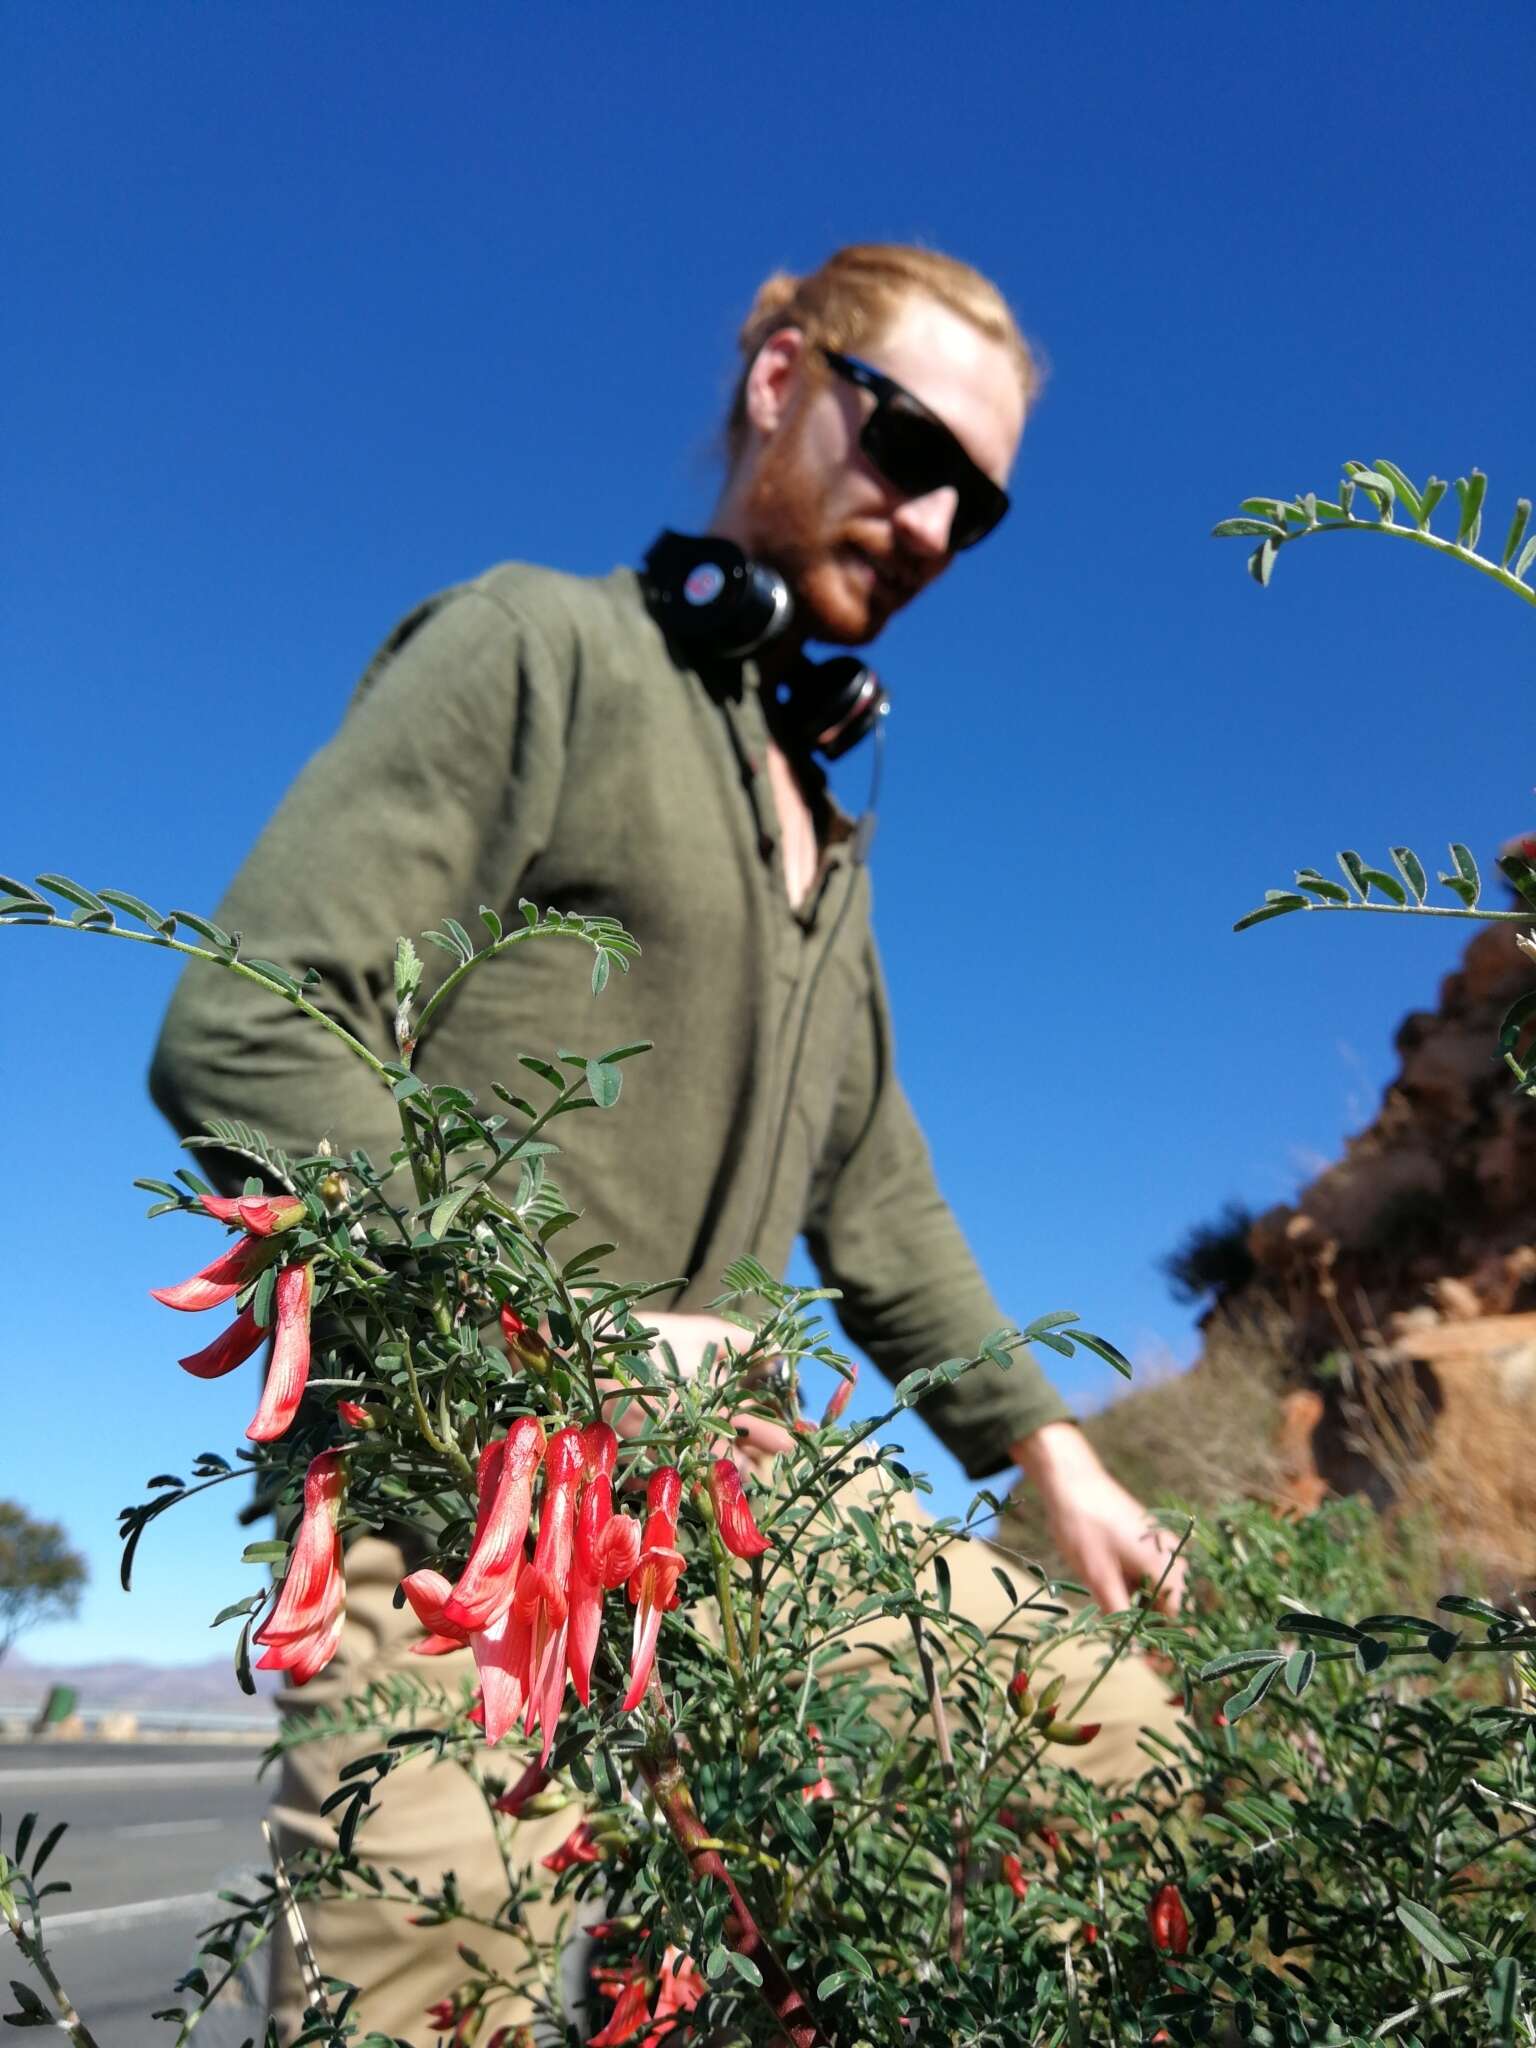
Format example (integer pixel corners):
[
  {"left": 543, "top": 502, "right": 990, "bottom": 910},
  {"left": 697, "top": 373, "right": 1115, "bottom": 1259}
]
[{"left": 152, "top": 243, "right": 1183, "bottom": 2040}]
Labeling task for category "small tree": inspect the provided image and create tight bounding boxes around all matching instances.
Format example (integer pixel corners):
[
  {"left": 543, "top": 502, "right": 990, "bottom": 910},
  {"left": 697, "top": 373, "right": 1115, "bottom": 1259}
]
[{"left": 0, "top": 1504, "right": 87, "bottom": 1666}]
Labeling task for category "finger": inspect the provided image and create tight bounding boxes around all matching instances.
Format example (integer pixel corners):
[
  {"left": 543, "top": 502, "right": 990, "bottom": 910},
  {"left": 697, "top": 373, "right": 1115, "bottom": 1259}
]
[
  {"left": 732, "top": 1411, "right": 799, "bottom": 1460},
  {"left": 1086, "top": 1553, "right": 1133, "bottom": 1616}
]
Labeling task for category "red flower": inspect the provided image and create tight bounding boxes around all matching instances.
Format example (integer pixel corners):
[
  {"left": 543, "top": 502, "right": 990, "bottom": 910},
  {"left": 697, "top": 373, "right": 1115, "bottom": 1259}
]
[
  {"left": 802, "top": 1724, "right": 834, "bottom": 1804},
  {"left": 336, "top": 1399, "right": 373, "bottom": 1427},
  {"left": 589, "top": 1974, "right": 651, "bottom": 2048},
  {"left": 647, "top": 1947, "right": 706, "bottom": 2042},
  {"left": 622, "top": 1468, "right": 685, "bottom": 1711},
  {"left": 568, "top": 1423, "right": 640, "bottom": 1706},
  {"left": 400, "top": 1568, "right": 473, "bottom": 1657},
  {"left": 196, "top": 1193, "right": 306, "bottom": 1237},
  {"left": 246, "top": 1261, "right": 314, "bottom": 1442},
  {"left": 1082, "top": 1922, "right": 1099, "bottom": 1946},
  {"left": 253, "top": 1452, "right": 346, "bottom": 1684},
  {"left": 442, "top": 1417, "right": 546, "bottom": 1632},
  {"left": 541, "top": 1818, "right": 604, "bottom": 1873},
  {"left": 490, "top": 1757, "right": 551, "bottom": 1817},
  {"left": 1147, "top": 1882, "right": 1191, "bottom": 1956},
  {"left": 176, "top": 1304, "right": 269, "bottom": 1381},
  {"left": 150, "top": 1231, "right": 271, "bottom": 1312},
  {"left": 500, "top": 1303, "right": 551, "bottom": 1372},
  {"left": 821, "top": 1361, "right": 858, "bottom": 1425},
  {"left": 705, "top": 1459, "right": 769, "bottom": 1559},
  {"left": 1007, "top": 1668, "right": 1031, "bottom": 1714},
  {"left": 506, "top": 1427, "right": 584, "bottom": 1762},
  {"left": 1001, "top": 1852, "right": 1030, "bottom": 1901}
]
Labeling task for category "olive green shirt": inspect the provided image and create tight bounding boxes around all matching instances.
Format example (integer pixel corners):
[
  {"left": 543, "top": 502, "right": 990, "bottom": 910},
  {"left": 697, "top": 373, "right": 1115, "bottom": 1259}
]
[{"left": 149, "top": 563, "right": 1069, "bottom": 1478}]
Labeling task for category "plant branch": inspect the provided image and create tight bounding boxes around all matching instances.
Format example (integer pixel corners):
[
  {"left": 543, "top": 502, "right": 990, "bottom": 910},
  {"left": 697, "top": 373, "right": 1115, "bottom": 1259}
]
[{"left": 910, "top": 1612, "right": 969, "bottom": 1966}]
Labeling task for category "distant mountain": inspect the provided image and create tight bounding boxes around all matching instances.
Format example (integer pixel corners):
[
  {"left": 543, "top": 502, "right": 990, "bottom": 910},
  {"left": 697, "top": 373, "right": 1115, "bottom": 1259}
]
[{"left": 0, "top": 1651, "right": 277, "bottom": 1717}]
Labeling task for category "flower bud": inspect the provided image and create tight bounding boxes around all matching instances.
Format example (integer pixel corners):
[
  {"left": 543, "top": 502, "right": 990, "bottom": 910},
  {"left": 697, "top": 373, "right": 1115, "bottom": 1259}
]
[
  {"left": 1041, "top": 1719, "right": 1101, "bottom": 1747},
  {"left": 1007, "top": 1668, "right": 1031, "bottom": 1716}
]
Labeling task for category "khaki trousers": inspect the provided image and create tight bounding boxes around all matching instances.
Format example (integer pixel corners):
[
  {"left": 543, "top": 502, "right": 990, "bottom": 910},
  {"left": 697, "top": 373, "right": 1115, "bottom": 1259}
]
[{"left": 267, "top": 1467, "right": 1179, "bottom": 2043}]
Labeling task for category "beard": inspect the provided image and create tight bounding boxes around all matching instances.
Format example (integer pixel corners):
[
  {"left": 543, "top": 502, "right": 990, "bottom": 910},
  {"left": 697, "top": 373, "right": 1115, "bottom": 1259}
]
[{"left": 736, "top": 406, "right": 913, "bottom": 646}]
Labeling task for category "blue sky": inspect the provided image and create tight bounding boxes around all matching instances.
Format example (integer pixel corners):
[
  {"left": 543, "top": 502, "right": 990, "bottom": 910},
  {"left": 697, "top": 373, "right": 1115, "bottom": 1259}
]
[{"left": 4, "top": 3, "right": 1533, "bottom": 1667}]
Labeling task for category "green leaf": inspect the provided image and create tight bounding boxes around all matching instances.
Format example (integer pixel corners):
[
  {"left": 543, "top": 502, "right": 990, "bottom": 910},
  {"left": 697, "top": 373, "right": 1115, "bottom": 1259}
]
[
  {"left": 394, "top": 936, "right": 422, "bottom": 1005},
  {"left": 1032, "top": 1329, "right": 1075, "bottom": 1358},
  {"left": 169, "top": 910, "right": 236, "bottom": 951},
  {"left": 1425, "top": 1627, "right": 1462, "bottom": 1662},
  {"left": 1250, "top": 536, "right": 1278, "bottom": 586},
  {"left": 97, "top": 887, "right": 165, "bottom": 926},
  {"left": 1234, "top": 894, "right": 1307, "bottom": 932},
  {"left": 1485, "top": 1956, "right": 1520, "bottom": 2034},
  {"left": 1294, "top": 868, "right": 1351, "bottom": 904},
  {"left": 1498, "top": 990, "right": 1536, "bottom": 1054},
  {"left": 241, "top": 1539, "right": 290, "bottom": 1565},
  {"left": 1225, "top": 1658, "right": 1284, "bottom": 1720},
  {"left": 933, "top": 1552, "right": 952, "bottom": 1616},
  {"left": 1455, "top": 470, "right": 1487, "bottom": 549},
  {"left": 1390, "top": 846, "right": 1428, "bottom": 904},
  {"left": 244, "top": 958, "right": 301, "bottom": 995},
  {"left": 478, "top": 904, "right": 503, "bottom": 942},
  {"left": 1437, "top": 842, "right": 1481, "bottom": 909},
  {"left": 1347, "top": 466, "right": 1396, "bottom": 520},
  {"left": 443, "top": 916, "right": 474, "bottom": 961},
  {"left": 35, "top": 871, "right": 111, "bottom": 917},
  {"left": 1213, "top": 516, "right": 1287, "bottom": 539},
  {"left": 726, "top": 1950, "right": 763, "bottom": 1988},
  {"left": 1199, "top": 1650, "right": 1287, "bottom": 1679},
  {"left": 1070, "top": 1328, "right": 1133, "bottom": 1379},
  {"left": 1395, "top": 1899, "right": 1469, "bottom": 1968},
  {"left": 428, "top": 1187, "right": 476, "bottom": 1239},
  {"left": 1282, "top": 1612, "right": 1365, "bottom": 1642},
  {"left": 1284, "top": 1647, "right": 1316, "bottom": 1697},
  {"left": 1418, "top": 476, "right": 1448, "bottom": 527},
  {"left": 1436, "top": 1593, "right": 1516, "bottom": 1625},
  {"left": 392, "top": 1072, "right": 426, "bottom": 1101},
  {"left": 1501, "top": 497, "right": 1531, "bottom": 569},
  {"left": 586, "top": 1060, "right": 622, "bottom": 1109},
  {"left": 1337, "top": 850, "right": 1369, "bottom": 901},
  {"left": 1516, "top": 535, "right": 1536, "bottom": 583},
  {"left": 1358, "top": 867, "right": 1407, "bottom": 906},
  {"left": 1372, "top": 459, "right": 1424, "bottom": 524},
  {"left": 591, "top": 950, "right": 610, "bottom": 996},
  {"left": 1355, "top": 1635, "right": 1392, "bottom": 1673}
]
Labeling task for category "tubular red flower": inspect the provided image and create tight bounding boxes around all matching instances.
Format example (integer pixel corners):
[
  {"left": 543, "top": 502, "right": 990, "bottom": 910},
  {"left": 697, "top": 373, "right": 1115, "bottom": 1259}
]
[
  {"left": 1147, "top": 1881, "right": 1191, "bottom": 1955},
  {"left": 540, "top": 1817, "right": 603, "bottom": 1873},
  {"left": 705, "top": 1458, "right": 769, "bottom": 1559},
  {"left": 1001, "top": 1851, "right": 1031, "bottom": 1900},
  {"left": 197, "top": 1193, "right": 306, "bottom": 1236},
  {"left": 589, "top": 1975, "right": 651, "bottom": 2048},
  {"left": 647, "top": 1947, "right": 706, "bottom": 2042},
  {"left": 490, "top": 1757, "right": 550, "bottom": 1817},
  {"left": 443, "top": 1417, "right": 546, "bottom": 1632},
  {"left": 568, "top": 1423, "right": 638, "bottom": 1706},
  {"left": 336, "top": 1399, "right": 372, "bottom": 1427},
  {"left": 253, "top": 1452, "right": 346, "bottom": 1684},
  {"left": 821, "top": 1360, "right": 858, "bottom": 1425},
  {"left": 246, "top": 1262, "right": 313, "bottom": 1443},
  {"left": 508, "top": 1427, "right": 584, "bottom": 1762},
  {"left": 621, "top": 1467, "right": 685, "bottom": 1712},
  {"left": 177, "top": 1304, "right": 268, "bottom": 1380},
  {"left": 400, "top": 1568, "right": 470, "bottom": 1656},
  {"left": 151, "top": 1232, "right": 269, "bottom": 1312}
]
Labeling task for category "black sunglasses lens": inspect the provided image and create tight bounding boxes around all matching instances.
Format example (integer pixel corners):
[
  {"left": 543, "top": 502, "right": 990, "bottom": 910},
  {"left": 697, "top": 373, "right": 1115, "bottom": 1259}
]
[{"left": 860, "top": 404, "right": 1005, "bottom": 551}]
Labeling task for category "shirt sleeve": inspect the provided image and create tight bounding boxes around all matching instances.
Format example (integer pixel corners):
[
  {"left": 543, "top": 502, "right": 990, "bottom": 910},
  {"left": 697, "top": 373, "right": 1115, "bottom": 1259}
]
[
  {"left": 802, "top": 939, "right": 1072, "bottom": 1480},
  {"left": 149, "top": 584, "right": 573, "bottom": 1185}
]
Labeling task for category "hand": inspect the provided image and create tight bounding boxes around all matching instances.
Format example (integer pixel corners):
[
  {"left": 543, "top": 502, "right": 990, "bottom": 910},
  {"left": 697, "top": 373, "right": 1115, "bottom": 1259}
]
[
  {"left": 1011, "top": 1422, "right": 1186, "bottom": 1616},
  {"left": 610, "top": 1311, "right": 799, "bottom": 1460}
]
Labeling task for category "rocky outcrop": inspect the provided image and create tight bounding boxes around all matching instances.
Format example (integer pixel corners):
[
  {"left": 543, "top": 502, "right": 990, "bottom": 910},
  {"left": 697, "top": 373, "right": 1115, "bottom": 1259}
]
[{"left": 1214, "top": 913, "right": 1536, "bottom": 1590}]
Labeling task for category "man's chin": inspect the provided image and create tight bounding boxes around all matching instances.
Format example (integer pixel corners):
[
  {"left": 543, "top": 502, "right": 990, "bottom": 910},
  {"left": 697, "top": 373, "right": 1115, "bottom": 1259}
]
[{"left": 792, "top": 561, "right": 892, "bottom": 648}]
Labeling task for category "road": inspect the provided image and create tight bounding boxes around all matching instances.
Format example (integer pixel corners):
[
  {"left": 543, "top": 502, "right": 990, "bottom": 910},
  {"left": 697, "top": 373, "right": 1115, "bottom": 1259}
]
[{"left": 0, "top": 1741, "right": 274, "bottom": 2047}]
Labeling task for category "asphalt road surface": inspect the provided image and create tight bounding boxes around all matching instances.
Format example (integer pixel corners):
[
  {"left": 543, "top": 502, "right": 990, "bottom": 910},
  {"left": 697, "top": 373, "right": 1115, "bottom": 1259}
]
[{"left": 0, "top": 1740, "right": 274, "bottom": 2047}]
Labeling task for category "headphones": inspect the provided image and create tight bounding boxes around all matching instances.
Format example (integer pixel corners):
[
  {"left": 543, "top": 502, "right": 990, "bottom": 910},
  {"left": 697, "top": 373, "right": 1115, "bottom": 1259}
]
[{"left": 639, "top": 530, "right": 889, "bottom": 762}]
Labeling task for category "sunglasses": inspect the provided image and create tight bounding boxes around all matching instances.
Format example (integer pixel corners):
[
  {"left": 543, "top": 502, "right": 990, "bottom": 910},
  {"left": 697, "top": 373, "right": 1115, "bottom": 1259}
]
[{"left": 820, "top": 346, "right": 1010, "bottom": 551}]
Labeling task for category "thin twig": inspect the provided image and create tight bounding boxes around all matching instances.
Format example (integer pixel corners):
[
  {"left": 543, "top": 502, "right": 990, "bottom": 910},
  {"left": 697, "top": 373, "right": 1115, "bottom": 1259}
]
[{"left": 910, "top": 1611, "right": 969, "bottom": 1966}]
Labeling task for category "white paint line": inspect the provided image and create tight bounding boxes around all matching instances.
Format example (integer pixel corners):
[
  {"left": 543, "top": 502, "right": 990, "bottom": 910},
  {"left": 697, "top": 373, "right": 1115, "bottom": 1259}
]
[
  {"left": 45, "top": 1890, "right": 217, "bottom": 1933},
  {"left": 112, "top": 1817, "right": 223, "bottom": 1838},
  {"left": 0, "top": 1761, "right": 257, "bottom": 1787}
]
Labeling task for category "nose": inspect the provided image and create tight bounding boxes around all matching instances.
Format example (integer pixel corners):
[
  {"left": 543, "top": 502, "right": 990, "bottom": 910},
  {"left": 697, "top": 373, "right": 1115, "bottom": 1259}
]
[{"left": 892, "top": 484, "right": 960, "bottom": 560}]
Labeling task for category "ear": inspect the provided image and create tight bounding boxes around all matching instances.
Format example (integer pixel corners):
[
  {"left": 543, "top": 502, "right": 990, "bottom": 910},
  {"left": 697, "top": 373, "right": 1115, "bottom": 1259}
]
[{"left": 742, "top": 326, "right": 807, "bottom": 438}]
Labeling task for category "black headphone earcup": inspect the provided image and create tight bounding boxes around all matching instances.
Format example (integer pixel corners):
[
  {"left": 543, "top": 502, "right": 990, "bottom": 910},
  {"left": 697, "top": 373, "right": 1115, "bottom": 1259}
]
[{"left": 774, "top": 657, "right": 888, "bottom": 760}]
